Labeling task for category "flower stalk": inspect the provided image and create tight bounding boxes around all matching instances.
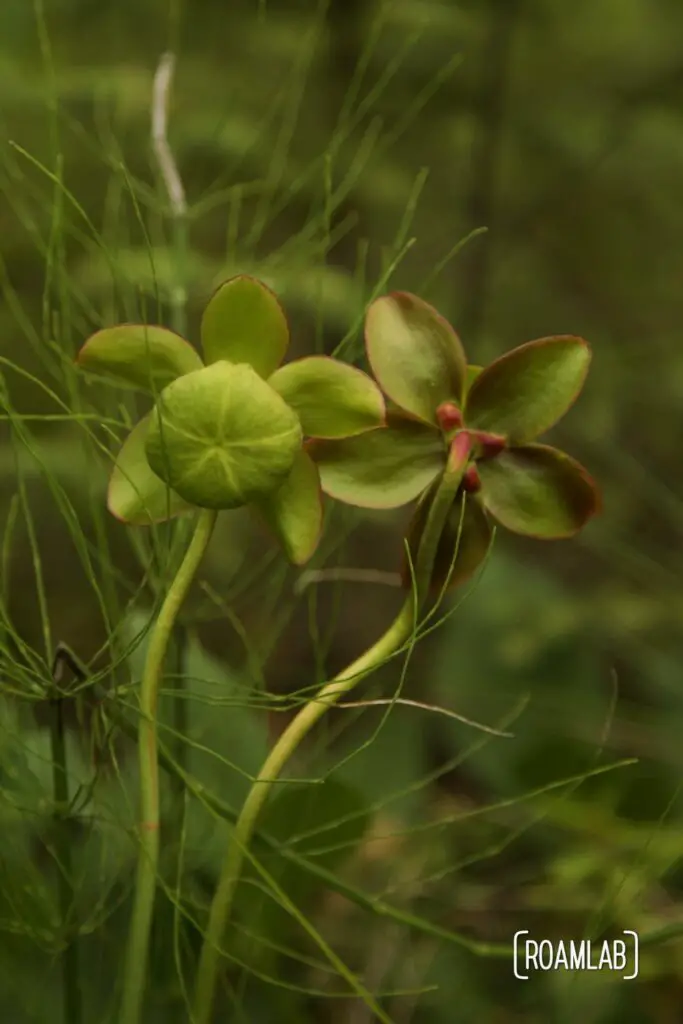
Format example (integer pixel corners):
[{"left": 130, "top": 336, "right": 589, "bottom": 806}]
[
  {"left": 191, "top": 434, "right": 472, "bottom": 1024},
  {"left": 119, "top": 508, "right": 216, "bottom": 1024}
]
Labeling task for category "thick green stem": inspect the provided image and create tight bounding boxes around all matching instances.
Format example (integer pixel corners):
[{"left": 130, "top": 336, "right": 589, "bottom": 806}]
[
  {"left": 50, "top": 690, "right": 81, "bottom": 1024},
  {"left": 119, "top": 509, "right": 215, "bottom": 1024},
  {"left": 192, "top": 436, "right": 471, "bottom": 1024}
]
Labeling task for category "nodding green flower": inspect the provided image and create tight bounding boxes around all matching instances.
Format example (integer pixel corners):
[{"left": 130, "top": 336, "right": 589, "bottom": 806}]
[
  {"left": 75, "top": 275, "right": 385, "bottom": 564},
  {"left": 308, "top": 291, "right": 601, "bottom": 589}
]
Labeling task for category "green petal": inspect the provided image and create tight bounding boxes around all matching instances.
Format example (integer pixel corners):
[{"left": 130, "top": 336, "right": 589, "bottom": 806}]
[
  {"left": 365, "top": 292, "right": 467, "bottom": 425},
  {"left": 107, "top": 415, "right": 194, "bottom": 524},
  {"left": 403, "top": 489, "right": 492, "bottom": 590},
  {"left": 465, "top": 336, "right": 591, "bottom": 442},
  {"left": 254, "top": 449, "right": 322, "bottom": 564},
  {"left": 478, "top": 444, "right": 600, "bottom": 538},
  {"left": 308, "top": 415, "right": 444, "bottom": 509},
  {"left": 200, "top": 275, "right": 289, "bottom": 378},
  {"left": 465, "top": 364, "right": 483, "bottom": 396},
  {"left": 76, "top": 324, "right": 202, "bottom": 392},
  {"left": 268, "top": 356, "right": 385, "bottom": 438},
  {"left": 145, "top": 361, "right": 302, "bottom": 510}
]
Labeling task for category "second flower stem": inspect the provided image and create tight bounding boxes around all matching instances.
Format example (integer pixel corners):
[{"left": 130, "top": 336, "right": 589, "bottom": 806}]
[
  {"left": 119, "top": 508, "right": 216, "bottom": 1024},
  {"left": 192, "top": 434, "right": 471, "bottom": 1024}
]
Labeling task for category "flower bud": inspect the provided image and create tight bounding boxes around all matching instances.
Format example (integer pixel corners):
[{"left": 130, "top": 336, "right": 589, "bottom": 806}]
[
  {"left": 436, "top": 401, "right": 463, "bottom": 432},
  {"left": 469, "top": 430, "right": 507, "bottom": 460},
  {"left": 463, "top": 464, "right": 482, "bottom": 493}
]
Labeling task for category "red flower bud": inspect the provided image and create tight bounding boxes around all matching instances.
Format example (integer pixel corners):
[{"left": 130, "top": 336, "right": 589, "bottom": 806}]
[
  {"left": 469, "top": 430, "right": 507, "bottom": 460},
  {"left": 463, "top": 464, "right": 482, "bottom": 493},
  {"left": 436, "top": 401, "right": 463, "bottom": 432}
]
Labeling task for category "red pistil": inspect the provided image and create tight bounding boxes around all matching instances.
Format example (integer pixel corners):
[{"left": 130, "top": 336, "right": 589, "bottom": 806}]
[{"left": 448, "top": 429, "right": 473, "bottom": 469}]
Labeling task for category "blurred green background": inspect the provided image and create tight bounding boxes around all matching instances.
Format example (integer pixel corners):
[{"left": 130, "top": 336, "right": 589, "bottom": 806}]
[{"left": 2, "top": 0, "right": 683, "bottom": 1021}]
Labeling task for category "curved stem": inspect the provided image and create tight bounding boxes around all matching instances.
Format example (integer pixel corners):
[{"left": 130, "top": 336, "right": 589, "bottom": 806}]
[
  {"left": 192, "top": 436, "right": 471, "bottom": 1024},
  {"left": 119, "top": 508, "right": 216, "bottom": 1024}
]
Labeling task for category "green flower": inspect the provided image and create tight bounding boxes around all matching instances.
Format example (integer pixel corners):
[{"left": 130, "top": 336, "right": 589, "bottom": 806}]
[
  {"left": 308, "top": 291, "right": 600, "bottom": 588},
  {"left": 76, "top": 275, "right": 385, "bottom": 564}
]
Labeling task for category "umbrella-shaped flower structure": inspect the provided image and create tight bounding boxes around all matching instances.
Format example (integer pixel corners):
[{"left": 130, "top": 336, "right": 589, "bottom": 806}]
[
  {"left": 309, "top": 291, "right": 600, "bottom": 587},
  {"left": 76, "top": 275, "right": 385, "bottom": 564}
]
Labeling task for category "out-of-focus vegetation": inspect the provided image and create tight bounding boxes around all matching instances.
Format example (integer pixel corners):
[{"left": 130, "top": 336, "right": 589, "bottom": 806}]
[{"left": 2, "top": 0, "right": 683, "bottom": 1021}]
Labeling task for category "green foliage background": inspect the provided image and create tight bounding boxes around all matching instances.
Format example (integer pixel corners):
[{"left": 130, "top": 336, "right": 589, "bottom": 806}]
[{"left": 1, "top": 0, "right": 683, "bottom": 1021}]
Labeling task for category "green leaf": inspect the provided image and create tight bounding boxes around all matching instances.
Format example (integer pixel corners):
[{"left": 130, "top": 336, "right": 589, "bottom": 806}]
[
  {"left": 200, "top": 275, "right": 289, "bottom": 378},
  {"left": 268, "top": 356, "right": 385, "bottom": 438},
  {"left": 365, "top": 292, "right": 467, "bottom": 425},
  {"left": 403, "top": 489, "right": 493, "bottom": 590},
  {"left": 308, "top": 415, "right": 445, "bottom": 509},
  {"left": 107, "top": 415, "right": 194, "bottom": 524},
  {"left": 254, "top": 449, "right": 322, "bottom": 564},
  {"left": 145, "top": 362, "right": 302, "bottom": 510},
  {"left": 465, "top": 336, "right": 591, "bottom": 443},
  {"left": 76, "top": 324, "right": 202, "bottom": 392},
  {"left": 478, "top": 443, "right": 600, "bottom": 538}
]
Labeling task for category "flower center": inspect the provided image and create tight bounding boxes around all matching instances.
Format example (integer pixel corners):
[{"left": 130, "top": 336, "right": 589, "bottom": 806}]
[{"left": 435, "top": 401, "right": 507, "bottom": 476}]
